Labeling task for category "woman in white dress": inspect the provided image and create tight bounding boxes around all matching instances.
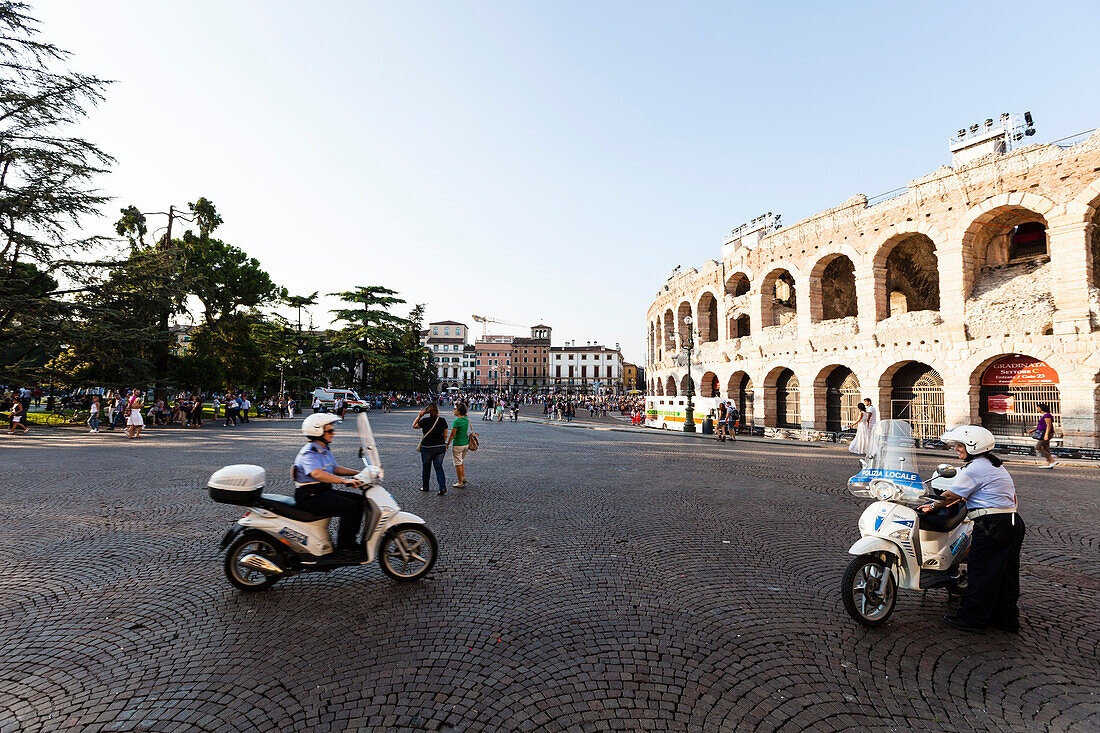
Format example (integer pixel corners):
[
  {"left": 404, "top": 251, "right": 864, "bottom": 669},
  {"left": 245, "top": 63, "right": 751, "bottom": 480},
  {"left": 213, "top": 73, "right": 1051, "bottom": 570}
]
[
  {"left": 126, "top": 388, "right": 145, "bottom": 439},
  {"left": 847, "top": 402, "right": 870, "bottom": 455}
]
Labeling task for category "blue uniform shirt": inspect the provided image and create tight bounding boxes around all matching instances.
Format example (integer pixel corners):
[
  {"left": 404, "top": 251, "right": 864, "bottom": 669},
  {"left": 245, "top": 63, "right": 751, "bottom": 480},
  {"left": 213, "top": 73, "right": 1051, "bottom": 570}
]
[
  {"left": 950, "top": 456, "right": 1017, "bottom": 510},
  {"left": 293, "top": 441, "right": 337, "bottom": 483}
]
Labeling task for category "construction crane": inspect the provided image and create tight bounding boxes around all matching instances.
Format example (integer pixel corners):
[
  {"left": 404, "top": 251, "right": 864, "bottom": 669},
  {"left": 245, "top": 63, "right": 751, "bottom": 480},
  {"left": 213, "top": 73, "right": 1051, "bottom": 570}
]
[{"left": 472, "top": 314, "right": 525, "bottom": 338}]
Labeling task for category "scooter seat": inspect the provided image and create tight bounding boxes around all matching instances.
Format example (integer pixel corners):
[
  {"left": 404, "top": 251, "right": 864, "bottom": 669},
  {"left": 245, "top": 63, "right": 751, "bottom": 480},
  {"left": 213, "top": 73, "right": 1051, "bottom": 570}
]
[
  {"left": 919, "top": 499, "right": 968, "bottom": 533},
  {"left": 256, "top": 494, "right": 328, "bottom": 522}
]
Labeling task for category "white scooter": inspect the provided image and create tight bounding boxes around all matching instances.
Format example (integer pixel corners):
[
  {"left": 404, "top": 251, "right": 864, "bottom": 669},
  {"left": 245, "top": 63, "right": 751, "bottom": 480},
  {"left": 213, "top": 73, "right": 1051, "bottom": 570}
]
[
  {"left": 209, "top": 413, "right": 437, "bottom": 591},
  {"left": 842, "top": 420, "right": 971, "bottom": 626}
]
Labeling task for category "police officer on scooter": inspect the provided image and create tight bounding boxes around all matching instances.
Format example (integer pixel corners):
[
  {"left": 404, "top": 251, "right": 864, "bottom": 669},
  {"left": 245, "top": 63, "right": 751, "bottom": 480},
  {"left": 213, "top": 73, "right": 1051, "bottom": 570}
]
[
  {"left": 920, "top": 425, "right": 1025, "bottom": 632},
  {"left": 294, "top": 413, "right": 365, "bottom": 561}
]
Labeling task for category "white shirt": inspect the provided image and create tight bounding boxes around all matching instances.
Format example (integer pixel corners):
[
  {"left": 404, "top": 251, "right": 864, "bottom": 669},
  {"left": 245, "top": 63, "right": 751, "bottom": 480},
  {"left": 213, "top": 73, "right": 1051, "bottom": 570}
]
[
  {"left": 950, "top": 457, "right": 1017, "bottom": 510},
  {"left": 865, "top": 404, "right": 877, "bottom": 427}
]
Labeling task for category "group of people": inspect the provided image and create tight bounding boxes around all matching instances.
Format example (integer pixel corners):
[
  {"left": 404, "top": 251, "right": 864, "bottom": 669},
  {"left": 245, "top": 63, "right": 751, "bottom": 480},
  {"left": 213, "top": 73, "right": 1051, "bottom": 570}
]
[{"left": 712, "top": 401, "right": 742, "bottom": 442}]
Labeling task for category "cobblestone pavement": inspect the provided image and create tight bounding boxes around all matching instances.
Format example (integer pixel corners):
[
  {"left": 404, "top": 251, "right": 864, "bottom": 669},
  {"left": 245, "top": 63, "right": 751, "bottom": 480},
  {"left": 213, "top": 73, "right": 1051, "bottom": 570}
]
[{"left": 1, "top": 412, "right": 1097, "bottom": 732}]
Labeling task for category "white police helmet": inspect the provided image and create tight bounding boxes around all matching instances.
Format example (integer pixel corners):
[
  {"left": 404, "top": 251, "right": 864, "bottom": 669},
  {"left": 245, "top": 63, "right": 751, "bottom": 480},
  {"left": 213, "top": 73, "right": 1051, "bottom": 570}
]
[
  {"left": 302, "top": 412, "right": 341, "bottom": 438},
  {"left": 939, "top": 425, "right": 996, "bottom": 455}
]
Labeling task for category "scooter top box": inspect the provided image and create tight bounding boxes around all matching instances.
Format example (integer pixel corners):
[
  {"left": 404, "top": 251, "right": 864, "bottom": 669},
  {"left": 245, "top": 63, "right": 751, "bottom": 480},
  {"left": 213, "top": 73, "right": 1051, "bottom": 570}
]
[{"left": 208, "top": 464, "right": 265, "bottom": 505}]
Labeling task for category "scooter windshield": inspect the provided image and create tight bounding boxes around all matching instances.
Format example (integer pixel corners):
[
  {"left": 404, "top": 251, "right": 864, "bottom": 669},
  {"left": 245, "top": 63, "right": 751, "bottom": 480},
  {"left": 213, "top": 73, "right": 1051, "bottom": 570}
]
[
  {"left": 356, "top": 413, "right": 382, "bottom": 471},
  {"left": 848, "top": 419, "right": 924, "bottom": 499}
]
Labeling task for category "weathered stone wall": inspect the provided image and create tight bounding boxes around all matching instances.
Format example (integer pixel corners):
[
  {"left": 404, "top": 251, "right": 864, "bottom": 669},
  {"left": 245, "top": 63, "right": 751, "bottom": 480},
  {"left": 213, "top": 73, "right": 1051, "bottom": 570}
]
[{"left": 646, "top": 133, "right": 1100, "bottom": 446}]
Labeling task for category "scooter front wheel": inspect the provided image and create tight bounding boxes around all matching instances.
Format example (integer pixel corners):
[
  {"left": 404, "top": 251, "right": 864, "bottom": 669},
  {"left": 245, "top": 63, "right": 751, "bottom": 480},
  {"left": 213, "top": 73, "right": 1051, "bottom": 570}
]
[
  {"left": 842, "top": 554, "right": 897, "bottom": 627},
  {"left": 225, "top": 533, "right": 283, "bottom": 591},
  {"left": 379, "top": 524, "right": 438, "bottom": 582}
]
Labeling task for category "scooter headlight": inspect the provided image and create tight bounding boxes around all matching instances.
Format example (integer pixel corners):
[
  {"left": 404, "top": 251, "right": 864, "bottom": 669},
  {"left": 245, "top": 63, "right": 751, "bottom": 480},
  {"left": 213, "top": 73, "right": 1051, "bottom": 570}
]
[{"left": 871, "top": 479, "right": 899, "bottom": 502}]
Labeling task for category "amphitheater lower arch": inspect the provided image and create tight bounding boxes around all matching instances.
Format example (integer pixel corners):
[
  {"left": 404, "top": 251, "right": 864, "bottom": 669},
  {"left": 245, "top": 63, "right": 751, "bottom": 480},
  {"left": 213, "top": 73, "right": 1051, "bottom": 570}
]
[
  {"left": 763, "top": 366, "right": 800, "bottom": 428},
  {"left": 726, "top": 371, "right": 754, "bottom": 426},
  {"left": 665, "top": 375, "right": 677, "bottom": 397},
  {"left": 878, "top": 360, "right": 945, "bottom": 440},
  {"left": 700, "top": 371, "right": 719, "bottom": 398},
  {"left": 813, "top": 364, "right": 861, "bottom": 432}
]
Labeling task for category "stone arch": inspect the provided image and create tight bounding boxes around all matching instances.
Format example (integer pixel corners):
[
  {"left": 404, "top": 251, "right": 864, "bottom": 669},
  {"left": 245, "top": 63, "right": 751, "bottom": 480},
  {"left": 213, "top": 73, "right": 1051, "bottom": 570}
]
[
  {"left": 873, "top": 233, "right": 941, "bottom": 318},
  {"left": 967, "top": 352, "right": 1066, "bottom": 438},
  {"left": 760, "top": 266, "right": 798, "bottom": 328},
  {"left": 813, "top": 364, "right": 861, "bottom": 432},
  {"left": 697, "top": 290, "right": 719, "bottom": 343},
  {"left": 763, "top": 366, "right": 800, "bottom": 428},
  {"left": 663, "top": 308, "right": 675, "bottom": 351},
  {"left": 665, "top": 375, "right": 677, "bottom": 397},
  {"left": 726, "top": 370, "right": 754, "bottom": 427},
  {"left": 809, "top": 251, "right": 858, "bottom": 322},
  {"left": 1069, "top": 178, "right": 1100, "bottom": 288},
  {"left": 725, "top": 270, "right": 751, "bottom": 297},
  {"left": 654, "top": 378, "right": 663, "bottom": 396},
  {"left": 677, "top": 301, "right": 693, "bottom": 347},
  {"left": 958, "top": 193, "right": 1059, "bottom": 299},
  {"left": 680, "top": 373, "right": 695, "bottom": 395},
  {"left": 731, "top": 313, "right": 751, "bottom": 338},
  {"left": 700, "top": 371, "right": 719, "bottom": 398},
  {"left": 878, "top": 360, "right": 945, "bottom": 440}
]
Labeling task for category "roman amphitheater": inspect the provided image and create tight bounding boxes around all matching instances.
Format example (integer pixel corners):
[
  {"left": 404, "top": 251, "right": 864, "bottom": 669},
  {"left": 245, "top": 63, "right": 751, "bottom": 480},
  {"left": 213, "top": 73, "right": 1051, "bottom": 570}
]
[{"left": 645, "top": 129, "right": 1100, "bottom": 449}]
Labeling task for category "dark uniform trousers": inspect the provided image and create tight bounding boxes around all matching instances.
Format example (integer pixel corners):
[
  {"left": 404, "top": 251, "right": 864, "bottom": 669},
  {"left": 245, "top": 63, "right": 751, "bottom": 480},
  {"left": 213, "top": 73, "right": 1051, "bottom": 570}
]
[
  {"left": 959, "top": 513, "right": 1026, "bottom": 626},
  {"left": 295, "top": 482, "right": 364, "bottom": 551}
]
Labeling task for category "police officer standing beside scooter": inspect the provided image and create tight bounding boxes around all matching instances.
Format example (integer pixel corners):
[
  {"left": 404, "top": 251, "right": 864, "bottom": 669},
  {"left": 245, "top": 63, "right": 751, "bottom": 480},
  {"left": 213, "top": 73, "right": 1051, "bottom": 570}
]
[{"left": 921, "top": 425, "right": 1025, "bottom": 632}]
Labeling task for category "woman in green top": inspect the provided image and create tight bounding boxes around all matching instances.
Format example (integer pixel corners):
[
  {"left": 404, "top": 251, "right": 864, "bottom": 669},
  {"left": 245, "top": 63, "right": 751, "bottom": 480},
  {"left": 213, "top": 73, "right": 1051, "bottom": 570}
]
[{"left": 447, "top": 402, "right": 471, "bottom": 488}]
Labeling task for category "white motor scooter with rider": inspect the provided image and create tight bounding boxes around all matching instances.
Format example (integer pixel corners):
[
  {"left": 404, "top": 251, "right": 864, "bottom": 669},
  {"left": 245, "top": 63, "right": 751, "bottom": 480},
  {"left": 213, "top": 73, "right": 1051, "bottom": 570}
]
[{"left": 210, "top": 412, "right": 438, "bottom": 590}]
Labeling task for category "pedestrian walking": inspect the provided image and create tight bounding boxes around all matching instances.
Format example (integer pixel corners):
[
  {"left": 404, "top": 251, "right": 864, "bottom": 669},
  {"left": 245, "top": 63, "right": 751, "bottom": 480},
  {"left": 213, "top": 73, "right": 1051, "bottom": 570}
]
[
  {"left": 240, "top": 394, "right": 251, "bottom": 423},
  {"left": 413, "top": 403, "right": 448, "bottom": 495},
  {"left": 87, "top": 395, "right": 100, "bottom": 433},
  {"left": 7, "top": 399, "right": 28, "bottom": 435},
  {"left": 1033, "top": 403, "right": 1058, "bottom": 469},
  {"left": 126, "top": 388, "right": 144, "bottom": 439},
  {"left": 727, "top": 401, "right": 739, "bottom": 442},
  {"left": 863, "top": 398, "right": 878, "bottom": 432},
  {"left": 446, "top": 402, "right": 471, "bottom": 488},
  {"left": 715, "top": 402, "right": 727, "bottom": 442}
]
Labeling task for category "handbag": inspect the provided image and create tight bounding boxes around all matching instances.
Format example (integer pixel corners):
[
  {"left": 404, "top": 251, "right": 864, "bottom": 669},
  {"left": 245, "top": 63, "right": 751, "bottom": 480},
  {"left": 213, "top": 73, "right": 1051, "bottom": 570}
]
[
  {"left": 1030, "top": 429, "right": 1044, "bottom": 441},
  {"left": 468, "top": 432, "right": 479, "bottom": 451}
]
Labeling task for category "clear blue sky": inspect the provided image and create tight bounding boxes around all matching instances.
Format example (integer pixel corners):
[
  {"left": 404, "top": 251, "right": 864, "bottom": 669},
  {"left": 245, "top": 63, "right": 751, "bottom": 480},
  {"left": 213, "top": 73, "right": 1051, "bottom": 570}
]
[{"left": 42, "top": 1, "right": 1100, "bottom": 362}]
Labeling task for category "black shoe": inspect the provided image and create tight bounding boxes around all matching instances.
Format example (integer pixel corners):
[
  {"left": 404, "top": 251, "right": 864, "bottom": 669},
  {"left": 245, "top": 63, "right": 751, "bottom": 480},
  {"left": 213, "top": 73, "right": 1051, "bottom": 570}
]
[
  {"left": 438, "top": 488, "right": 447, "bottom": 495},
  {"left": 943, "top": 614, "right": 985, "bottom": 632},
  {"left": 420, "top": 487, "right": 429, "bottom": 492}
]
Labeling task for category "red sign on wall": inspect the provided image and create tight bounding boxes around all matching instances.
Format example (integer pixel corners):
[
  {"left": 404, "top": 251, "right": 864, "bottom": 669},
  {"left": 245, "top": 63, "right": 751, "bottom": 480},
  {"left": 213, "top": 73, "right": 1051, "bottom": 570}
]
[
  {"left": 986, "top": 394, "right": 1015, "bottom": 414},
  {"left": 981, "top": 356, "right": 1059, "bottom": 386}
]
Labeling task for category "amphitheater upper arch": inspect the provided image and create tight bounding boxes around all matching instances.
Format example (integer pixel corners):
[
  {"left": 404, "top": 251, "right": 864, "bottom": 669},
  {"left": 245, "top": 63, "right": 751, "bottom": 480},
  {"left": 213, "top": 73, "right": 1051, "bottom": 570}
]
[
  {"left": 807, "top": 243, "right": 865, "bottom": 276},
  {"left": 869, "top": 222, "right": 947, "bottom": 269},
  {"left": 956, "top": 191, "right": 1061, "bottom": 244},
  {"left": 1067, "top": 175, "right": 1100, "bottom": 221}
]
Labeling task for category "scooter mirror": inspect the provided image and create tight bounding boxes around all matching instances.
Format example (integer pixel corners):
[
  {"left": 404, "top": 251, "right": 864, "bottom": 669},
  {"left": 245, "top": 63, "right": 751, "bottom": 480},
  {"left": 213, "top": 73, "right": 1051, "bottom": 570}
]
[{"left": 935, "top": 463, "right": 956, "bottom": 478}]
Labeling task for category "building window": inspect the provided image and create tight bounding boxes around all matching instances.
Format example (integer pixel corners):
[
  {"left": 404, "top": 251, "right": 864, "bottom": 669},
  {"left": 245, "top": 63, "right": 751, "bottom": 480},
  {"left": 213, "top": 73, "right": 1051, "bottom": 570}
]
[
  {"left": 444, "top": 327, "right": 450, "bottom": 335},
  {"left": 433, "top": 327, "right": 438, "bottom": 335}
]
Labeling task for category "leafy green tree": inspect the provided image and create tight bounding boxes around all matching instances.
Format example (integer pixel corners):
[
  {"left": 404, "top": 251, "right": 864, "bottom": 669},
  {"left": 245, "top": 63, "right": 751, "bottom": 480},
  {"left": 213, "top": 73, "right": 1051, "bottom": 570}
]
[
  {"left": 330, "top": 285, "right": 409, "bottom": 393},
  {"left": 0, "top": 1, "right": 114, "bottom": 384}
]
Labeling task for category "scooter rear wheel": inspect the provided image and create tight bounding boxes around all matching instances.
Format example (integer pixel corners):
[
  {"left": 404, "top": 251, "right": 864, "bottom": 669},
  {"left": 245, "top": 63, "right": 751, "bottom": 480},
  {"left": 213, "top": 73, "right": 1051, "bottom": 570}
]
[
  {"left": 225, "top": 533, "right": 283, "bottom": 591},
  {"left": 842, "top": 554, "right": 897, "bottom": 627},
  {"left": 379, "top": 524, "right": 437, "bottom": 582}
]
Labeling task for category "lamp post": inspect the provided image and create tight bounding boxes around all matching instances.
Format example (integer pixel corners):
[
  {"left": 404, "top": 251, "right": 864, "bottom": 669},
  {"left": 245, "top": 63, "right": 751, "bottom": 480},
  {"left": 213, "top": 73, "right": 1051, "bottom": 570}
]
[
  {"left": 683, "top": 315, "right": 696, "bottom": 432},
  {"left": 278, "top": 357, "right": 287, "bottom": 400}
]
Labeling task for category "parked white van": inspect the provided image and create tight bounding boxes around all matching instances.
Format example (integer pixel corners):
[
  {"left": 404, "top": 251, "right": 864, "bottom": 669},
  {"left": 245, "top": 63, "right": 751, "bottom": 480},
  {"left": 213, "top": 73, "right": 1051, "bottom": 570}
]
[{"left": 311, "top": 388, "right": 369, "bottom": 413}]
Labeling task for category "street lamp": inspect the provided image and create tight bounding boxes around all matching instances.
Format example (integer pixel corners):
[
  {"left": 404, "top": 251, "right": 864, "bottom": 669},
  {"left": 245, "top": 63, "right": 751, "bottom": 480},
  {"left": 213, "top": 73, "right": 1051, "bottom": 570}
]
[{"left": 683, "top": 315, "right": 696, "bottom": 432}]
